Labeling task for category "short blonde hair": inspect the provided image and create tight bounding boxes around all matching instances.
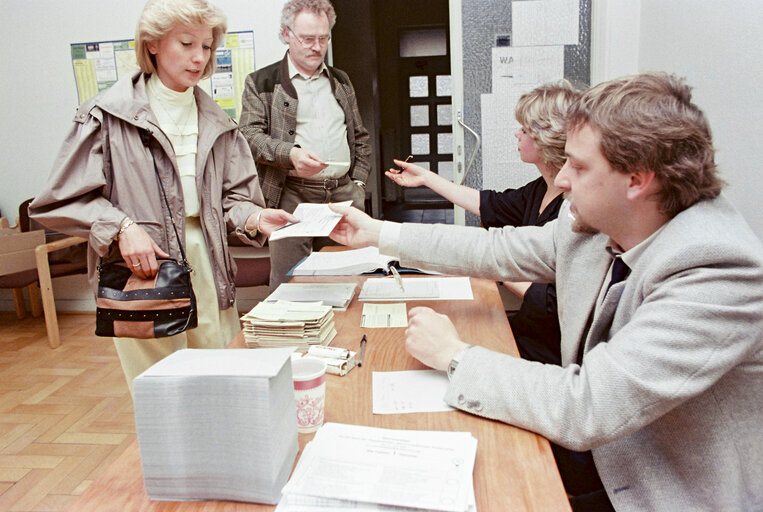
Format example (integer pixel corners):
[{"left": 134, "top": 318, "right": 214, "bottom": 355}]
[
  {"left": 567, "top": 72, "right": 723, "bottom": 218},
  {"left": 135, "top": 0, "right": 227, "bottom": 79},
  {"left": 515, "top": 80, "right": 581, "bottom": 170},
  {"left": 279, "top": 0, "right": 337, "bottom": 44}
]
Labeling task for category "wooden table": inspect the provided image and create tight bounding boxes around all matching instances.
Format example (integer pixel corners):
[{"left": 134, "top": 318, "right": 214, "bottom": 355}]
[{"left": 65, "top": 276, "right": 570, "bottom": 511}]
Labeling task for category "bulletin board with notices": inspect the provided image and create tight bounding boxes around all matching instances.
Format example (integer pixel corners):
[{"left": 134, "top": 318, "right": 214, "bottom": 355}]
[{"left": 70, "top": 31, "right": 255, "bottom": 120}]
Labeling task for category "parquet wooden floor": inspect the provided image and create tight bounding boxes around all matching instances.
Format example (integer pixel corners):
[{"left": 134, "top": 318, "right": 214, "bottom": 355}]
[{"left": 0, "top": 311, "right": 135, "bottom": 512}]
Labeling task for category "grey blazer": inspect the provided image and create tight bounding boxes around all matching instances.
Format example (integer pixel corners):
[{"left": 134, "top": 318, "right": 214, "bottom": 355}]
[{"left": 380, "top": 196, "right": 763, "bottom": 511}]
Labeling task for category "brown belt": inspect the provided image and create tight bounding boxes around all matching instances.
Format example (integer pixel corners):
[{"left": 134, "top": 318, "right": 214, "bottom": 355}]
[{"left": 285, "top": 174, "right": 351, "bottom": 190}]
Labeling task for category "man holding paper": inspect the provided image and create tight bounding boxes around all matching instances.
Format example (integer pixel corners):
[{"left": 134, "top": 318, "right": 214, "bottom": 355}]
[
  {"left": 328, "top": 73, "right": 763, "bottom": 511},
  {"left": 239, "top": 0, "right": 373, "bottom": 290}
]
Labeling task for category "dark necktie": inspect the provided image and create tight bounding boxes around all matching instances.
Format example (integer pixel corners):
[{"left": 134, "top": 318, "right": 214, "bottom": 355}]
[
  {"left": 577, "top": 257, "right": 631, "bottom": 365},
  {"left": 606, "top": 257, "right": 631, "bottom": 295}
]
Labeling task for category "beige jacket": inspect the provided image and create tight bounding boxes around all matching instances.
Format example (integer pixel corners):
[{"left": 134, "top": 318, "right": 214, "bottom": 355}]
[{"left": 30, "top": 71, "right": 267, "bottom": 309}]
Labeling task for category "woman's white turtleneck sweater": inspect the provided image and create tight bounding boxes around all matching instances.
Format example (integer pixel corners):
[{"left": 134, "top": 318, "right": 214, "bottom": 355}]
[{"left": 146, "top": 74, "right": 200, "bottom": 217}]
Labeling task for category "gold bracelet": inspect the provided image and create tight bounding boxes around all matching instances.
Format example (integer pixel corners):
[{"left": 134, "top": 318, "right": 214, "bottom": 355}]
[
  {"left": 245, "top": 210, "right": 264, "bottom": 238},
  {"left": 116, "top": 218, "right": 134, "bottom": 240}
]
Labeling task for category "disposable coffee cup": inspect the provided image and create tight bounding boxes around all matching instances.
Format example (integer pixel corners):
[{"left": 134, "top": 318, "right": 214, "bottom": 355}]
[{"left": 291, "top": 357, "right": 327, "bottom": 433}]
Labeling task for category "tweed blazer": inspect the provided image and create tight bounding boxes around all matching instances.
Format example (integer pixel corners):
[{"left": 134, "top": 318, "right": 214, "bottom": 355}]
[
  {"left": 239, "top": 53, "right": 372, "bottom": 208},
  {"left": 380, "top": 196, "right": 763, "bottom": 511}
]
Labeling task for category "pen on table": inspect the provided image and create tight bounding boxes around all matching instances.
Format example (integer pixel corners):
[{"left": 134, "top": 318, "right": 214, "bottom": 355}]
[
  {"left": 357, "top": 334, "right": 367, "bottom": 367},
  {"left": 390, "top": 155, "right": 413, "bottom": 174},
  {"left": 390, "top": 265, "right": 405, "bottom": 293}
]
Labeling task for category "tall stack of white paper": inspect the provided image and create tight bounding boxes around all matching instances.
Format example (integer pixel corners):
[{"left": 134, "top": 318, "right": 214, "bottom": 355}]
[
  {"left": 241, "top": 300, "right": 337, "bottom": 351},
  {"left": 276, "top": 423, "right": 478, "bottom": 511},
  {"left": 133, "top": 348, "right": 299, "bottom": 504}
]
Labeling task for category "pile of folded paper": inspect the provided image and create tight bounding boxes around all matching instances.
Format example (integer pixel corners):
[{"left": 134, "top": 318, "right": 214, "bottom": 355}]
[{"left": 241, "top": 300, "right": 337, "bottom": 352}]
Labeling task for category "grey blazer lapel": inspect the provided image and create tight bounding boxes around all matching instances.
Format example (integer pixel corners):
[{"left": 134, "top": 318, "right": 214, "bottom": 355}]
[{"left": 582, "top": 282, "right": 628, "bottom": 362}]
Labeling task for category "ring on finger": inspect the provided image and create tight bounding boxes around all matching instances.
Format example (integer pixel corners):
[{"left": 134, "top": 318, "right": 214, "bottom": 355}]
[{"left": 132, "top": 262, "right": 141, "bottom": 268}]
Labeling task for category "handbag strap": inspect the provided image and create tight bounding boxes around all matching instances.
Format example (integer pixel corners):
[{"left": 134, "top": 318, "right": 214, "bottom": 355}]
[{"left": 139, "top": 129, "right": 188, "bottom": 264}]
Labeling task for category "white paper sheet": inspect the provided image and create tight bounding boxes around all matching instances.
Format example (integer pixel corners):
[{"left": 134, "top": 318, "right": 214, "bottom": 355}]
[
  {"left": 372, "top": 370, "right": 454, "bottom": 414},
  {"left": 269, "top": 200, "right": 352, "bottom": 241},
  {"left": 359, "top": 277, "right": 473, "bottom": 301},
  {"left": 280, "top": 423, "right": 477, "bottom": 512},
  {"left": 361, "top": 303, "right": 408, "bottom": 328},
  {"left": 512, "top": 0, "right": 580, "bottom": 47}
]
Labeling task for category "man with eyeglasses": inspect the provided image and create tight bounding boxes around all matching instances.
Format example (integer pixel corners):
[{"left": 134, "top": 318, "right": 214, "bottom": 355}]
[{"left": 240, "top": 0, "right": 372, "bottom": 291}]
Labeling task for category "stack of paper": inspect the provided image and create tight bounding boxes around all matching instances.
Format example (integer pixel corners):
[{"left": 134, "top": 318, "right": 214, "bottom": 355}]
[
  {"left": 266, "top": 282, "right": 358, "bottom": 310},
  {"left": 242, "top": 300, "right": 337, "bottom": 351},
  {"left": 276, "top": 423, "right": 477, "bottom": 511},
  {"left": 133, "top": 348, "right": 299, "bottom": 504}
]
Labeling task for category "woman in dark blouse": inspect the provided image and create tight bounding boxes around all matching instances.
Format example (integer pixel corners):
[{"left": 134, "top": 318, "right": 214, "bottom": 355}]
[{"left": 386, "top": 81, "right": 581, "bottom": 365}]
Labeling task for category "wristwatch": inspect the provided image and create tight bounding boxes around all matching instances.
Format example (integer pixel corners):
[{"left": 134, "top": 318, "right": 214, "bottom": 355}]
[{"left": 447, "top": 345, "right": 472, "bottom": 380}]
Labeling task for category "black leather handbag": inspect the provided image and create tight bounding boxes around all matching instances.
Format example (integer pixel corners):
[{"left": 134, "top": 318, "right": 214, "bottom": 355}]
[{"left": 95, "top": 129, "right": 197, "bottom": 339}]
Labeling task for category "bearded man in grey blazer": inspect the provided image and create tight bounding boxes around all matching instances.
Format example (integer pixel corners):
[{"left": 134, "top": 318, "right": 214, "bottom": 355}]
[{"left": 328, "top": 73, "right": 763, "bottom": 512}]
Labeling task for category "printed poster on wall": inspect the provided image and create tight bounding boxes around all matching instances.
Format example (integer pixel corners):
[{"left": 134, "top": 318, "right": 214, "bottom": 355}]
[{"left": 70, "top": 31, "right": 254, "bottom": 120}]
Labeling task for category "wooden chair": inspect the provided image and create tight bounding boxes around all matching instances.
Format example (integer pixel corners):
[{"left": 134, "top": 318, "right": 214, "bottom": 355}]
[{"left": 0, "top": 216, "right": 87, "bottom": 348}]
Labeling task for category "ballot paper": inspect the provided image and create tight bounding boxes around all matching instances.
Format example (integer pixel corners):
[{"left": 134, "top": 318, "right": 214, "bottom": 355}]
[
  {"left": 133, "top": 348, "right": 299, "bottom": 504},
  {"left": 359, "top": 277, "right": 474, "bottom": 301},
  {"left": 266, "top": 282, "right": 357, "bottom": 310},
  {"left": 372, "top": 370, "right": 455, "bottom": 414},
  {"left": 269, "top": 200, "right": 352, "bottom": 241},
  {"left": 278, "top": 423, "right": 477, "bottom": 512},
  {"left": 361, "top": 303, "right": 408, "bottom": 328},
  {"left": 241, "top": 301, "right": 337, "bottom": 351}
]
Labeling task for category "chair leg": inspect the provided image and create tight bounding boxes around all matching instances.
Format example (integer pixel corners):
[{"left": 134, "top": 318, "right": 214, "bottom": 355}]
[
  {"left": 35, "top": 247, "right": 61, "bottom": 349},
  {"left": 28, "top": 283, "right": 42, "bottom": 317},
  {"left": 11, "top": 288, "right": 27, "bottom": 319}
]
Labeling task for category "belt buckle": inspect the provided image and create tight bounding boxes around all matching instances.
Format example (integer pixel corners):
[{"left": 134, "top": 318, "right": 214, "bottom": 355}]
[{"left": 323, "top": 178, "right": 338, "bottom": 189}]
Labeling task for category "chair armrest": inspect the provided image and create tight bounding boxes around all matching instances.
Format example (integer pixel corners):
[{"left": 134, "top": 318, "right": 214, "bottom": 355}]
[{"left": 41, "top": 236, "right": 87, "bottom": 253}]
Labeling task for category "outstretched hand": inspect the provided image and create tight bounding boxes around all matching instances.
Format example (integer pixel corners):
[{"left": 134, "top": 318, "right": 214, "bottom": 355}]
[
  {"left": 254, "top": 208, "right": 299, "bottom": 236},
  {"left": 405, "top": 307, "right": 469, "bottom": 371},
  {"left": 385, "top": 158, "right": 431, "bottom": 188},
  {"left": 328, "top": 204, "right": 383, "bottom": 248}
]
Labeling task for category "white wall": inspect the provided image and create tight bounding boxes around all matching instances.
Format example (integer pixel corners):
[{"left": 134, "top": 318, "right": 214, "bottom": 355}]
[
  {"left": 0, "top": 0, "right": 285, "bottom": 311},
  {"left": 593, "top": 0, "right": 763, "bottom": 239}
]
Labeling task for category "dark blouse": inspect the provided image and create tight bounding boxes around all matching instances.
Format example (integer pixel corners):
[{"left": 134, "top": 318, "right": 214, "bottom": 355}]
[{"left": 479, "top": 177, "right": 563, "bottom": 365}]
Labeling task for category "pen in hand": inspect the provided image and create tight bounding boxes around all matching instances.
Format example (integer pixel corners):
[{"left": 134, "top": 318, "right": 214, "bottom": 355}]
[
  {"left": 357, "top": 334, "right": 367, "bottom": 367},
  {"left": 390, "top": 155, "right": 413, "bottom": 174}
]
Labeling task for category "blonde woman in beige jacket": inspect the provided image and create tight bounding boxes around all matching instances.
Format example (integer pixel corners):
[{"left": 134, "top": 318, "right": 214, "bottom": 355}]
[{"left": 30, "top": 0, "right": 296, "bottom": 392}]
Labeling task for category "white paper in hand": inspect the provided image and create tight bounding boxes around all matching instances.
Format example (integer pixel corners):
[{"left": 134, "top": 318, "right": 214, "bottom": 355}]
[{"left": 269, "top": 200, "right": 352, "bottom": 241}]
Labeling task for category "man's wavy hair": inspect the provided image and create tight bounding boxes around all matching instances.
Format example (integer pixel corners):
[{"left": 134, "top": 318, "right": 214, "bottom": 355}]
[
  {"left": 567, "top": 72, "right": 723, "bottom": 218},
  {"left": 279, "top": 0, "right": 337, "bottom": 43},
  {"left": 135, "top": 0, "right": 227, "bottom": 79},
  {"left": 515, "top": 80, "right": 581, "bottom": 171}
]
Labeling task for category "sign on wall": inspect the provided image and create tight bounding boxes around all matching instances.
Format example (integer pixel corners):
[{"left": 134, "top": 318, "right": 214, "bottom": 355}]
[{"left": 70, "top": 31, "right": 255, "bottom": 120}]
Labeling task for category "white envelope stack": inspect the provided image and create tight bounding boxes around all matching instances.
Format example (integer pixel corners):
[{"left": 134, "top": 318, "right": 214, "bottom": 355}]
[{"left": 133, "top": 348, "right": 299, "bottom": 504}]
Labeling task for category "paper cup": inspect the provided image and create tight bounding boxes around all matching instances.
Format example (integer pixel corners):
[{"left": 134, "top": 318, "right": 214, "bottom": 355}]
[{"left": 291, "top": 357, "right": 327, "bottom": 433}]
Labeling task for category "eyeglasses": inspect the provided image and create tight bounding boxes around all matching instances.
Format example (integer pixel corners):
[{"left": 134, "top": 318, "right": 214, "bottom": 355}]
[{"left": 288, "top": 27, "right": 331, "bottom": 48}]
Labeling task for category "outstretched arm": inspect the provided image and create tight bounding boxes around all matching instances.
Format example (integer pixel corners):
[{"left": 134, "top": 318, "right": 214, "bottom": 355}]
[
  {"left": 386, "top": 158, "right": 481, "bottom": 216},
  {"left": 328, "top": 204, "right": 384, "bottom": 248}
]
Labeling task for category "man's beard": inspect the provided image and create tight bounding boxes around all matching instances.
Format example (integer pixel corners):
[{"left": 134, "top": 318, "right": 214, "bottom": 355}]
[
  {"left": 571, "top": 216, "right": 600, "bottom": 235},
  {"left": 565, "top": 194, "right": 600, "bottom": 235}
]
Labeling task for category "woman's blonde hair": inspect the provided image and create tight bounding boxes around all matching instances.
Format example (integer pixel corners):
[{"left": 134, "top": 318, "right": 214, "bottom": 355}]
[
  {"left": 135, "top": 0, "right": 227, "bottom": 79},
  {"left": 515, "top": 80, "right": 581, "bottom": 171}
]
